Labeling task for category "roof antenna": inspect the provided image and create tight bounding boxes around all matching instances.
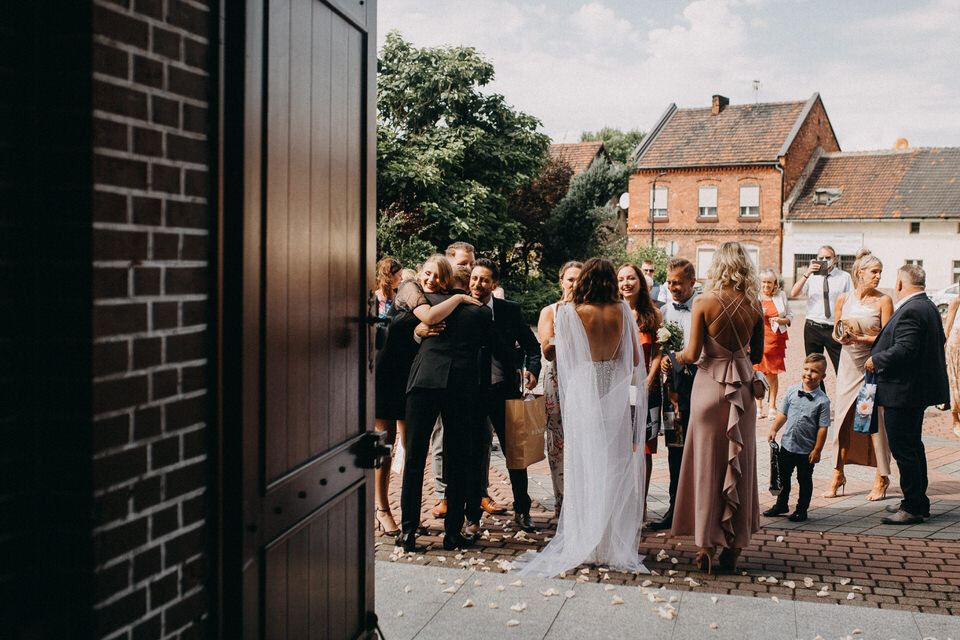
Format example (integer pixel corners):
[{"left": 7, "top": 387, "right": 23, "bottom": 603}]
[{"left": 752, "top": 80, "right": 760, "bottom": 104}]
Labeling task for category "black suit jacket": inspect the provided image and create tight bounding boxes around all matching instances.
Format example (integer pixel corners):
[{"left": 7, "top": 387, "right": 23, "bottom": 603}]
[
  {"left": 870, "top": 292, "right": 949, "bottom": 409},
  {"left": 405, "top": 291, "right": 493, "bottom": 393},
  {"left": 490, "top": 297, "right": 542, "bottom": 400}
]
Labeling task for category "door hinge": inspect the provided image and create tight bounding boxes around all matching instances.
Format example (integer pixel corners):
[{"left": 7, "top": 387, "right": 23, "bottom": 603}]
[{"left": 352, "top": 431, "right": 391, "bottom": 469}]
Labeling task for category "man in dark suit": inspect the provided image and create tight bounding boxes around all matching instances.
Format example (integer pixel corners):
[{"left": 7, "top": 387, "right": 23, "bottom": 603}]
[
  {"left": 469, "top": 258, "right": 542, "bottom": 533},
  {"left": 866, "top": 265, "right": 949, "bottom": 525},
  {"left": 400, "top": 267, "right": 492, "bottom": 551}
]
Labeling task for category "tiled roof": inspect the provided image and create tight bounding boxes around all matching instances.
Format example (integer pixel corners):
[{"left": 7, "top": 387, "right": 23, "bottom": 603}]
[
  {"left": 786, "top": 147, "right": 960, "bottom": 221},
  {"left": 634, "top": 99, "right": 809, "bottom": 168},
  {"left": 548, "top": 142, "right": 607, "bottom": 174}
]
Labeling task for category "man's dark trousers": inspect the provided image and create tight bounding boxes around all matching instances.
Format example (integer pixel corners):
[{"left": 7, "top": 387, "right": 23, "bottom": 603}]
[
  {"left": 803, "top": 319, "right": 841, "bottom": 375},
  {"left": 883, "top": 406, "right": 929, "bottom": 517},
  {"left": 480, "top": 381, "right": 530, "bottom": 515},
  {"left": 662, "top": 363, "right": 696, "bottom": 524}
]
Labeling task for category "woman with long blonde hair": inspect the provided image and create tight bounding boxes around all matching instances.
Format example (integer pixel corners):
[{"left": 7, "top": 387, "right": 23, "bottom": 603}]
[
  {"left": 671, "top": 242, "right": 764, "bottom": 574},
  {"left": 823, "top": 248, "right": 894, "bottom": 500}
]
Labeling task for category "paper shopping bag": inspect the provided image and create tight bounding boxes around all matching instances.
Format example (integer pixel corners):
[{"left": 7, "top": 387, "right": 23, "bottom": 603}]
[{"left": 504, "top": 394, "right": 546, "bottom": 470}]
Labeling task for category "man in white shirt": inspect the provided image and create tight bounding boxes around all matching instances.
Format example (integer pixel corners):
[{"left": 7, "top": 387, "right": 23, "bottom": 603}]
[
  {"left": 649, "top": 258, "right": 697, "bottom": 531},
  {"left": 789, "top": 245, "right": 853, "bottom": 375}
]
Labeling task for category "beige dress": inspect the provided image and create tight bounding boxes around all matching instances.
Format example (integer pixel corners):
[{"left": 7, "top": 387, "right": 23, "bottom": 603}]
[
  {"left": 947, "top": 319, "right": 960, "bottom": 411},
  {"left": 672, "top": 294, "right": 760, "bottom": 550},
  {"left": 831, "top": 293, "right": 892, "bottom": 474}
]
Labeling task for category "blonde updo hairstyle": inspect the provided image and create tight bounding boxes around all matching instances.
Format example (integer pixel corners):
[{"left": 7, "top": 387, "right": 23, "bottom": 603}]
[
  {"left": 851, "top": 248, "right": 882, "bottom": 286},
  {"left": 705, "top": 242, "right": 760, "bottom": 300}
]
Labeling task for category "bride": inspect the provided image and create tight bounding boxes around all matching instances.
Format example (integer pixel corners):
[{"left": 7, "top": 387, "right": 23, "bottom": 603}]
[{"left": 516, "top": 258, "right": 647, "bottom": 577}]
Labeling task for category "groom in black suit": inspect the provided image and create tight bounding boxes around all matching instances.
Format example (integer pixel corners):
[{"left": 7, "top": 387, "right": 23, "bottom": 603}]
[
  {"left": 865, "top": 265, "right": 949, "bottom": 524},
  {"left": 469, "top": 258, "right": 542, "bottom": 533}
]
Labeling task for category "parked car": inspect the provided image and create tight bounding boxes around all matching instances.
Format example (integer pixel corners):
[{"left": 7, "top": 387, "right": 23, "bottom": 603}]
[{"left": 928, "top": 282, "right": 959, "bottom": 316}]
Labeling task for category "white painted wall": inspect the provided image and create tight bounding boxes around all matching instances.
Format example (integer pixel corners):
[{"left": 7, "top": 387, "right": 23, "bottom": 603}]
[{"left": 782, "top": 220, "right": 960, "bottom": 291}]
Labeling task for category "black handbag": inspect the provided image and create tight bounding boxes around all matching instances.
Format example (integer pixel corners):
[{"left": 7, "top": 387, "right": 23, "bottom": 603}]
[{"left": 769, "top": 441, "right": 782, "bottom": 495}]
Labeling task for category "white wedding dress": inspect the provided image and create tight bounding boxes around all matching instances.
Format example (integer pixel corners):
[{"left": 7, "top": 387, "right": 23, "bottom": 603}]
[{"left": 515, "top": 301, "right": 647, "bottom": 577}]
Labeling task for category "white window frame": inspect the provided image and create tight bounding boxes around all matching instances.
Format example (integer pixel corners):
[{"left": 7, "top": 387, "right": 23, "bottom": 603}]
[
  {"left": 905, "top": 259, "right": 923, "bottom": 267},
  {"left": 742, "top": 244, "right": 760, "bottom": 269},
  {"left": 739, "top": 184, "right": 760, "bottom": 217},
  {"left": 698, "top": 186, "right": 717, "bottom": 218},
  {"left": 649, "top": 186, "right": 668, "bottom": 219},
  {"left": 696, "top": 245, "right": 716, "bottom": 280}
]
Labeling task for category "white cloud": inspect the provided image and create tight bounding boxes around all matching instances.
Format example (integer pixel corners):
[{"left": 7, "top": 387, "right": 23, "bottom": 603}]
[{"left": 378, "top": 0, "right": 960, "bottom": 148}]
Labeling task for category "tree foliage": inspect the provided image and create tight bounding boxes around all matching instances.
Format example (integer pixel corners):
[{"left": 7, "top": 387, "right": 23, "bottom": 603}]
[
  {"left": 581, "top": 126, "right": 646, "bottom": 164},
  {"left": 542, "top": 157, "right": 634, "bottom": 272},
  {"left": 505, "top": 156, "right": 574, "bottom": 275},
  {"left": 376, "top": 32, "right": 549, "bottom": 266}
]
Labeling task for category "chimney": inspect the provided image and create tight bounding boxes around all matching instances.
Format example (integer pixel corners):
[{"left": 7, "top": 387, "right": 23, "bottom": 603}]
[
  {"left": 895, "top": 138, "right": 909, "bottom": 150},
  {"left": 711, "top": 94, "right": 729, "bottom": 115}
]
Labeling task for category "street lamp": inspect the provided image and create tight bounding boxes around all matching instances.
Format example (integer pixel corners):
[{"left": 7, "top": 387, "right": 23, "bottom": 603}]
[{"left": 649, "top": 171, "right": 667, "bottom": 247}]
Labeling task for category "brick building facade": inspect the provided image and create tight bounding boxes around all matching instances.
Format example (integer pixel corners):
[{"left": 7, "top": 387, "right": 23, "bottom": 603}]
[{"left": 627, "top": 93, "right": 839, "bottom": 278}]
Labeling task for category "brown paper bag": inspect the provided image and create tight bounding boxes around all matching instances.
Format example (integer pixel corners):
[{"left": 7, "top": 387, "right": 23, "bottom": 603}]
[{"left": 504, "top": 394, "right": 546, "bottom": 469}]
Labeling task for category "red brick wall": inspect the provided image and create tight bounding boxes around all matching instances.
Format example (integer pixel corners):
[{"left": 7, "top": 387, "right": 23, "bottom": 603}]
[
  {"left": 91, "top": 1, "right": 213, "bottom": 637},
  {"left": 781, "top": 97, "right": 840, "bottom": 196},
  {"left": 626, "top": 166, "right": 783, "bottom": 273}
]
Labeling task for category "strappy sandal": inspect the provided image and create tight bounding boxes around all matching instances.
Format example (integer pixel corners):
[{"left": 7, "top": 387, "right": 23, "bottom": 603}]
[
  {"left": 375, "top": 507, "right": 400, "bottom": 536},
  {"left": 695, "top": 547, "right": 714, "bottom": 575}
]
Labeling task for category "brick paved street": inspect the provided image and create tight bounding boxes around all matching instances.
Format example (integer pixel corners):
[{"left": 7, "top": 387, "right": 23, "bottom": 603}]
[{"left": 376, "top": 305, "right": 960, "bottom": 619}]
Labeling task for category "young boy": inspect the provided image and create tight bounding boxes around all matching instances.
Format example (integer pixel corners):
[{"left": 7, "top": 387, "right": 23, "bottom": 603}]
[{"left": 764, "top": 354, "right": 831, "bottom": 522}]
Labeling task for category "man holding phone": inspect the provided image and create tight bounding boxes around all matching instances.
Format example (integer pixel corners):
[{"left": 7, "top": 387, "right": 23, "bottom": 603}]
[{"left": 790, "top": 245, "right": 853, "bottom": 374}]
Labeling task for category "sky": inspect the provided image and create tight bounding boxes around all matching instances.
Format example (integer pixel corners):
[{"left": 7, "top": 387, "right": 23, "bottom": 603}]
[{"left": 377, "top": 0, "right": 960, "bottom": 151}]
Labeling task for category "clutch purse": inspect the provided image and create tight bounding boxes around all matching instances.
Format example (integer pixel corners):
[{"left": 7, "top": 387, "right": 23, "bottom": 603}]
[{"left": 751, "top": 370, "right": 769, "bottom": 399}]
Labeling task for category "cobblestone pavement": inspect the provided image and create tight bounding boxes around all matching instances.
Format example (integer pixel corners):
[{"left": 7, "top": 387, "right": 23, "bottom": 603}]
[{"left": 375, "top": 307, "right": 960, "bottom": 616}]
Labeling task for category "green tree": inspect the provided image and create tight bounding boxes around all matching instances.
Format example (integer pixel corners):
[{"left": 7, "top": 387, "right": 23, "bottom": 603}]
[
  {"left": 581, "top": 126, "right": 646, "bottom": 164},
  {"left": 542, "top": 157, "right": 634, "bottom": 272},
  {"left": 505, "top": 156, "right": 574, "bottom": 275},
  {"left": 376, "top": 32, "right": 549, "bottom": 266}
]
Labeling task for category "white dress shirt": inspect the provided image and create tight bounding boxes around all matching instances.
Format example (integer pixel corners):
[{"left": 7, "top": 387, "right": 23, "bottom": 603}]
[
  {"left": 661, "top": 292, "right": 698, "bottom": 348},
  {"left": 801, "top": 268, "right": 853, "bottom": 325},
  {"left": 486, "top": 297, "right": 504, "bottom": 383}
]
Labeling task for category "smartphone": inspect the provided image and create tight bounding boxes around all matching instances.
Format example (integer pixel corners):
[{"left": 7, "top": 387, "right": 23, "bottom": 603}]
[{"left": 812, "top": 258, "right": 831, "bottom": 272}]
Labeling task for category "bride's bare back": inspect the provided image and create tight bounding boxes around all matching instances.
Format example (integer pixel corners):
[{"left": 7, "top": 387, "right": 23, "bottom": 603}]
[{"left": 575, "top": 302, "right": 633, "bottom": 362}]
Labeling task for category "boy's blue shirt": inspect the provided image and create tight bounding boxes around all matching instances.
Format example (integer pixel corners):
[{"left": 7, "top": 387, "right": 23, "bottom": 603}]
[{"left": 777, "top": 384, "right": 831, "bottom": 455}]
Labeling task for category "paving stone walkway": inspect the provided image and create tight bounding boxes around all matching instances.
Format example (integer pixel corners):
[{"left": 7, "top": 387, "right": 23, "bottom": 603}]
[{"left": 375, "top": 305, "right": 960, "bottom": 630}]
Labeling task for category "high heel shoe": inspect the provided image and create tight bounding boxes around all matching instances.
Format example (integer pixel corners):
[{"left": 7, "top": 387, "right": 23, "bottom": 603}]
[
  {"left": 866, "top": 474, "right": 890, "bottom": 501},
  {"left": 375, "top": 507, "right": 400, "bottom": 536},
  {"left": 822, "top": 470, "right": 846, "bottom": 498},
  {"left": 718, "top": 547, "right": 740, "bottom": 572},
  {"left": 695, "top": 547, "right": 714, "bottom": 575}
]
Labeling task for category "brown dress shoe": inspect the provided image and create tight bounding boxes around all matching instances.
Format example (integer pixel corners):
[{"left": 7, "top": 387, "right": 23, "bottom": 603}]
[
  {"left": 431, "top": 500, "right": 447, "bottom": 517},
  {"left": 481, "top": 497, "right": 506, "bottom": 514}
]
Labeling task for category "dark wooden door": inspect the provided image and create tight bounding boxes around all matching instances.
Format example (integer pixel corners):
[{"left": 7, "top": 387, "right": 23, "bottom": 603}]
[{"left": 219, "top": 1, "right": 377, "bottom": 638}]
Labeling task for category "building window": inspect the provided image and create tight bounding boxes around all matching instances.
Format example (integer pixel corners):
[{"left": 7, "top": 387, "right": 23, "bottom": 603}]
[
  {"left": 743, "top": 245, "right": 760, "bottom": 268},
  {"left": 698, "top": 186, "right": 717, "bottom": 218},
  {"left": 953, "top": 260, "right": 960, "bottom": 284},
  {"left": 794, "top": 252, "right": 855, "bottom": 284},
  {"left": 909, "top": 222, "right": 920, "bottom": 234},
  {"left": 739, "top": 185, "right": 760, "bottom": 217},
  {"left": 696, "top": 246, "right": 715, "bottom": 280},
  {"left": 649, "top": 186, "right": 668, "bottom": 218},
  {"left": 905, "top": 259, "right": 923, "bottom": 267}
]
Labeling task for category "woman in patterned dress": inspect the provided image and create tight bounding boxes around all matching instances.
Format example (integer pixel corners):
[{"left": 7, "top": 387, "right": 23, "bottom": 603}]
[
  {"left": 943, "top": 292, "right": 960, "bottom": 437},
  {"left": 537, "top": 261, "right": 582, "bottom": 518}
]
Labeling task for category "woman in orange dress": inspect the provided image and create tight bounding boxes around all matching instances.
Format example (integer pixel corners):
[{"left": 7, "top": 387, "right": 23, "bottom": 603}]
[
  {"left": 754, "top": 269, "right": 791, "bottom": 420},
  {"left": 617, "top": 263, "right": 663, "bottom": 520}
]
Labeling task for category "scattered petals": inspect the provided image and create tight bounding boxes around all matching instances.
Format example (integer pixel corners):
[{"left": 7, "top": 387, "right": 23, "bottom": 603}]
[
  {"left": 454, "top": 579, "right": 464, "bottom": 585},
  {"left": 710, "top": 623, "right": 719, "bottom": 629},
  {"left": 840, "top": 577, "right": 851, "bottom": 585},
  {"left": 852, "top": 586, "right": 864, "bottom": 592},
  {"left": 510, "top": 580, "right": 523, "bottom": 588},
  {"left": 579, "top": 568, "right": 590, "bottom": 574},
  {"left": 489, "top": 603, "right": 498, "bottom": 609},
  {"left": 655, "top": 606, "right": 675, "bottom": 620},
  {"left": 667, "top": 570, "right": 677, "bottom": 576},
  {"left": 396, "top": 610, "right": 404, "bottom": 617},
  {"left": 758, "top": 577, "right": 767, "bottom": 583},
  {"left": 474, "top": 579, "right": 483, "bottom": 586},
  {"left": 455, "top": 553, "right": 463, "bottom": 560},
  {"left": 670, "top": 557, "right": 679, "bottom": 565},
  {"left": 711, "top": 596, "right": 719, "bottom": 604},
  {"left": 442, "top": 587, "right": 456, "bottom": 594},
  {"left": 541, "top": 588, "right": 560, "bottom": 597},
  {"left": 576, "top": 575, "right": 588, "bottom": 584},
  {"left": 669, "top": 596, "right": 678, "bottom": 603},
  {"left": 783, "top": 580, "right": 796, "bottom": 589},
  {"left": 642, "top": 579, "right": 654, "bottom": 587},
  {"left": 461, "top": 600, "right": 474, "bottom": 608},
  {"left": 656, "top": 532, "right": 666, "bottom": 537},
  {"left": 507, "top": 620, "right": 520, "bottom": 627},
  {"left": 766, "top": 577, "right": 778, "bottom": 584},
  {"left": 852, "top": 630, "right": 862, "bottom": 635},
  {"left": 847, "top": 592, "right": 856, "bottom": 600},
  {"left": 803, "top": 577, "right": 815, "bottom": 588},
  {"left": 650, "top": 570, "right": 659, "bottom": 576},
  {"left": 403, "top": 585, "right": 412, "bottom": 593},
  {"left": 604, "top": 584, "right": 615, "bottom": 591},
  {"left": 510, "top": 602, "right": 527, "bottom": 612},
  {"left": 656, "top": 549, "right": 669, "bottom": 561},
  {"left": 564, "top": 590, "right": 576, "bottom": 599},
  {"left": 559, "top": 571, "right": 566, "bottom": 578},
  {"left": 611, "top": 595, "right": 624, "bottom": 605},
  {"left": 816, "top": 589, "right": 829, "bottom": 598},
  {"left": 496, "top": 585, "right": 506, "bottom": 592},
  {"left": 437, "top": 556, "right": 446, "bottom": 562},
  {"left": 771, "top": 596, "right": 780, "bottom": 604},
  {"left": 775, "top": 535, "right": 784, "bottom": 543},
  {"left": 437, "top": 579, "right": 447, "bottom": 585}
]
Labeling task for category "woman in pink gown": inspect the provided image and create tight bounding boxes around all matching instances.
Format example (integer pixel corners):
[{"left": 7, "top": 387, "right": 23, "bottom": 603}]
[{"left": 671, "top": 242, "right": 764, "bottom": 574}]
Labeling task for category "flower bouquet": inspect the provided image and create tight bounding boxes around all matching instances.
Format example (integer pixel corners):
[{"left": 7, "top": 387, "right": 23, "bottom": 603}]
[{"left": 657, "top": 321, "right": 684, "bottom": 352}]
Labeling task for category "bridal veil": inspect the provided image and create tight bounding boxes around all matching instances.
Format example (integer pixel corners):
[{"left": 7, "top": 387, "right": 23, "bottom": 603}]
[{"left": 515, "top": 301, "right": 647, "bottom": 577}]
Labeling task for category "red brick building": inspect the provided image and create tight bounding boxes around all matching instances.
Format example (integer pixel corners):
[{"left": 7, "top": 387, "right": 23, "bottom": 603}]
[{"left": 627, "top": 93, "right": 839, "bottom": 278}]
